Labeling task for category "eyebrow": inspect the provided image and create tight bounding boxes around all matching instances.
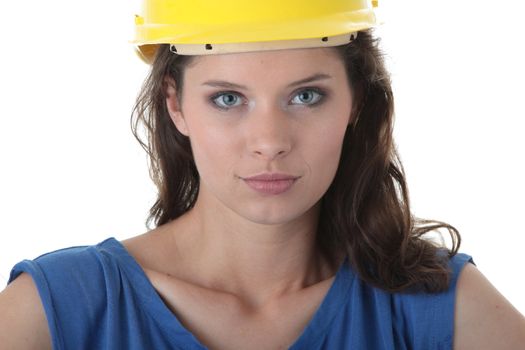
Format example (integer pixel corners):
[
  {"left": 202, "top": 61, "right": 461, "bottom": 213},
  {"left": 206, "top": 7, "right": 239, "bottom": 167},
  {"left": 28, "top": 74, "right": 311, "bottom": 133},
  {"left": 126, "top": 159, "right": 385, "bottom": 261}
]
[{"left": 201, "top": 73, "right": 333, "bottom": 90}]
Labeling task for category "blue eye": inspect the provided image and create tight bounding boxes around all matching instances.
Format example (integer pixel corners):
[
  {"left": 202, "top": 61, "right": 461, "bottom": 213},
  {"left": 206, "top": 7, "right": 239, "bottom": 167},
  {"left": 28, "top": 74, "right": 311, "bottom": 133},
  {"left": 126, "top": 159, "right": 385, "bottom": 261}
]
[
  {"left": 291, "top": 89, "right": 324, "bottom": 106},
  {"left": 211, "top": 92, "right": 243, "bottom": 109},
  {"left": 210, "top": 88, "right": 325, "bottom": 110}
]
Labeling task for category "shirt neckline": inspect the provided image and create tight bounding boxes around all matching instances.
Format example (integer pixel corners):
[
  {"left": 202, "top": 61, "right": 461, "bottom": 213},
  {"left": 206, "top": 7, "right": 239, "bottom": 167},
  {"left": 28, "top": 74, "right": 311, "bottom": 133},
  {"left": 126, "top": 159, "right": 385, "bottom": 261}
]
[{"left": 99, "top": 237, "right": 354, "bottom": 349}]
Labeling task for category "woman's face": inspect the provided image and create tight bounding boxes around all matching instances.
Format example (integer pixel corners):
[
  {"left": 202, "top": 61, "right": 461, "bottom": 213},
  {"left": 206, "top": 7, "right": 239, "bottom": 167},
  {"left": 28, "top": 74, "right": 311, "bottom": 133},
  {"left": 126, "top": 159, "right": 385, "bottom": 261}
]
[{"left": 166, "top": 47, "right": 354, "bottom": 225}]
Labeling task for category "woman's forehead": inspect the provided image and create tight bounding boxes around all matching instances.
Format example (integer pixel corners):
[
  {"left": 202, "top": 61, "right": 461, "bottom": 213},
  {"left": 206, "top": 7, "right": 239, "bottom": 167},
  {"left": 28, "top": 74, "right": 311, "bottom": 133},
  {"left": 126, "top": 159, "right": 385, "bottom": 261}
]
[
  {"left": 188, "top": 48, "right": 341, "bottom": 69},
  {"left": 185, "top": 47, "right": 344, "bottom": 79}
]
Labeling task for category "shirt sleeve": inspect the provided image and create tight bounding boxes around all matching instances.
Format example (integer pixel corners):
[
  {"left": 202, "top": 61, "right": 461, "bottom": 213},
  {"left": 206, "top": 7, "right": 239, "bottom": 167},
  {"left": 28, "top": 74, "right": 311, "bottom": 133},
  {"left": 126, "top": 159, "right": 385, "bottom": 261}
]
[
  {"left": 8, "top": 245, "right": 110, "bottom": 350},
  {"left": 392, "top": 252, "right": 475, "bottom": 350}
]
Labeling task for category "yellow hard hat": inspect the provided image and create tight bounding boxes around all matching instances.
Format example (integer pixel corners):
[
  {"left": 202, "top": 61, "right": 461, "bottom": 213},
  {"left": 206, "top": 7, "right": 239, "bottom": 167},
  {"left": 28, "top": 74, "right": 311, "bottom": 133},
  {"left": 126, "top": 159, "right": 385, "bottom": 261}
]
[{"left": 133, "top": 0, "right": 380, "bottom": 62}]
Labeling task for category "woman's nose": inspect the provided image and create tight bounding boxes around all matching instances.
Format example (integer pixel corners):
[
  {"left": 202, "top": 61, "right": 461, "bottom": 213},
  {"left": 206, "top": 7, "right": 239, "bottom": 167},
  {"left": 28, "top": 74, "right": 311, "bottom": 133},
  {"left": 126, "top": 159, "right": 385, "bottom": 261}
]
[{"left": 245, "top": 104, "right": 293, "bottom": 161}]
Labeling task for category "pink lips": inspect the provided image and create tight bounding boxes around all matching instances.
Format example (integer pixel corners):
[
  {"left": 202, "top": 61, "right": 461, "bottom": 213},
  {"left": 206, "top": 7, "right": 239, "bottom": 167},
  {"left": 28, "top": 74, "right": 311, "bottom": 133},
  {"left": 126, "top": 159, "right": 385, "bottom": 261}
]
[{"left": 242, "top": 173, "right": 299, "bottom": 195}]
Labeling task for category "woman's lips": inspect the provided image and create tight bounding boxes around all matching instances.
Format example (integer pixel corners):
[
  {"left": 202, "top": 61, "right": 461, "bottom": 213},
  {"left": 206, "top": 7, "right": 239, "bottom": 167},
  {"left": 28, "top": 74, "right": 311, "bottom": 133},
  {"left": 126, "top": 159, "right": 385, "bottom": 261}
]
[{"left": 242, "top": 173, "right": 299, "bottom": 195}]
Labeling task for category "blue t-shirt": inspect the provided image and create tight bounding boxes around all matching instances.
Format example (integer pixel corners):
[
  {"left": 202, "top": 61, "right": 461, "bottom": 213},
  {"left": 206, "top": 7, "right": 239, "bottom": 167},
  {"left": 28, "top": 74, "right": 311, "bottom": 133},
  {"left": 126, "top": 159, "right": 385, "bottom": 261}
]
[{"left": 9, "top": 238, "right": 473, "bottom": 349}]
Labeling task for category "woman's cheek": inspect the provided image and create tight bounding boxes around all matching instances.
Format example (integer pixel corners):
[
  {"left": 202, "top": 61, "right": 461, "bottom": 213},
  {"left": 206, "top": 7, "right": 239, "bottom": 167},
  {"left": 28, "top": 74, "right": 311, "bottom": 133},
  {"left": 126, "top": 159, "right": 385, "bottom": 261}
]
[{"left": 190, "top": 127, "right": 234, "bottom": 176}]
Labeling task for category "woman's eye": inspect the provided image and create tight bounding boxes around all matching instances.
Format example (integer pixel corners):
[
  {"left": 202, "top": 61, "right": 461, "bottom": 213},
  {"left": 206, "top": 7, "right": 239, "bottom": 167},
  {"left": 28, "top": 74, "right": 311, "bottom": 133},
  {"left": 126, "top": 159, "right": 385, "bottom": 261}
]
[
  {"left": 291, "top": 89, "right": 324, "bottom": 106},
  {"left": 210, "top": 88, "right": 325, "bottom": 110},
  {"left": 211, "top": 92, "right": 243, "bottom": 109}
]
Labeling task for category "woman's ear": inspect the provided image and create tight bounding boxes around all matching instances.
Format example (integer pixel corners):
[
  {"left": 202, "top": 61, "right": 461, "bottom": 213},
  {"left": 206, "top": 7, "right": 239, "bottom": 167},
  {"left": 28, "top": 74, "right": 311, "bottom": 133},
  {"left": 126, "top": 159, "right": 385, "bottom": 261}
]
[{"left": 165, "top": 77, "right": 189, "bottom": 136}]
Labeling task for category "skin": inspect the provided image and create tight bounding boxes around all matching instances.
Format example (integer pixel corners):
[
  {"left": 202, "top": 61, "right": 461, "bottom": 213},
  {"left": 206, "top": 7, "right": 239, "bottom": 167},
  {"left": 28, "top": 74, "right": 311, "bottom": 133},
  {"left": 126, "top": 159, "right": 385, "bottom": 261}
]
[{"left": 1, "top": 47, "right": 524, "bottom": 349}]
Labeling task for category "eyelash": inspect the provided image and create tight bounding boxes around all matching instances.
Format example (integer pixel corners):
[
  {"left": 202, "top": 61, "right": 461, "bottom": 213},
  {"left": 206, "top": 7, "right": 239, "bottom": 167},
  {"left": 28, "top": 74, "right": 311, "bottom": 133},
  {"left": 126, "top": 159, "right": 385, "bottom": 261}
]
[{"left": 209, "top": 87, "right": 327, "bottom": 111}]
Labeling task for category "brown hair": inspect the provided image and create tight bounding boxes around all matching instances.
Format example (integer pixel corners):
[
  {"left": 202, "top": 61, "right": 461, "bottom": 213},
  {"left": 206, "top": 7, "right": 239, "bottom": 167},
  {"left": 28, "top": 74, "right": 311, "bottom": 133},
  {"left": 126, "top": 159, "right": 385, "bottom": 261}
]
[{"left": 131, "top": 29, "right": 461, "bottom": 293}]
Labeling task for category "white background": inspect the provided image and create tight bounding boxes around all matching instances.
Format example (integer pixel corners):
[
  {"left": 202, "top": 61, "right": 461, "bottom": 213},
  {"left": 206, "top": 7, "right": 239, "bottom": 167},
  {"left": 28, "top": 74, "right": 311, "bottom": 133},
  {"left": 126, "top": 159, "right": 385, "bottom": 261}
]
[{"left": 1, "top": 0, "right": 524, "bottom": 317}]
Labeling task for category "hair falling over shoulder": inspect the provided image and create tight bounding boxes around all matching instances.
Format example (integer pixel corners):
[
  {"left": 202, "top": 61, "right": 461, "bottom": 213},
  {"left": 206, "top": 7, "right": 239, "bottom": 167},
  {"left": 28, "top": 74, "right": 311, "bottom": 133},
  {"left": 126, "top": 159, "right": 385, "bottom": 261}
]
[{"left": 131, "top": 29, "right": 461, "bottom": 294}]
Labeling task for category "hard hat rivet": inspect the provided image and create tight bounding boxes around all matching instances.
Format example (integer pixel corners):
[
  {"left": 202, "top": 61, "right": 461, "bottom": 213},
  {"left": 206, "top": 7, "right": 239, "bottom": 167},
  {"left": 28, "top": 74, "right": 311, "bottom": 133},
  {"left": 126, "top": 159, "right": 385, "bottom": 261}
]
[
  {"left": 322, "top": 37, "right": 328, "bottom": 42},
  {"left": 170, "top": 45, "right": 178, "bottom": 53},
  {"left": 350, "top": 34, "right": 355, "bottom": 41},
  {"left": 205, "top": 44, "right": 213, "bottom": 50}
]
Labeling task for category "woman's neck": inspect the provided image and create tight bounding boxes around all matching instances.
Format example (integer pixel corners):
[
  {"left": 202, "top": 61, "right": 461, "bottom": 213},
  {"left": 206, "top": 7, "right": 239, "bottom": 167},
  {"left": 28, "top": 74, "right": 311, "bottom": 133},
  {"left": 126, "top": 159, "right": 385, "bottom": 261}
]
[{"left": 166, "top": 191, "right": 334, "bottom": 308}]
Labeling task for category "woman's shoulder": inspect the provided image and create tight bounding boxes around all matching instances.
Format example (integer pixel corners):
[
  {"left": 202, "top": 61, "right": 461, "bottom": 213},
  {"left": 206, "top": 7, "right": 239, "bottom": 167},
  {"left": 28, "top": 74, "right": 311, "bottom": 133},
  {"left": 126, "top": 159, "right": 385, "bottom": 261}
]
[
  {"left": 9, "top": 238, "right": 124, "bottom": 285},
  {"left": 0, "top": 272, "right": 52, "bottom": 350},
  {"left": 2, "top": 238, "right": 126, "bottom": 350},
  {"left": 322, "top": 252, "right": 475, "bottom": 349},
  {"left": 8, "top": 238, "right": 131, "bottom": 326},
  {"left": 453, "top": 262, "right": 525, "bottom": 349},
  {"left": 387, "top": 252, "right": 474, "bottom": 347},
  {"left": 5, "top": 237, "right": 173, "bottom": 349},
  {"left": 380, "top": 252, "right": 525, "bottom": 349}
]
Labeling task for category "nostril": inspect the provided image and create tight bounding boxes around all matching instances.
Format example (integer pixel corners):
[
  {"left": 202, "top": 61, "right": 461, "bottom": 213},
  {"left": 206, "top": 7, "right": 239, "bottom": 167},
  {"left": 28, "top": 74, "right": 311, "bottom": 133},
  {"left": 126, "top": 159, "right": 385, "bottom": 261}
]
[{"left": 252, "top": 146, "right": 291, "bottom": 160}]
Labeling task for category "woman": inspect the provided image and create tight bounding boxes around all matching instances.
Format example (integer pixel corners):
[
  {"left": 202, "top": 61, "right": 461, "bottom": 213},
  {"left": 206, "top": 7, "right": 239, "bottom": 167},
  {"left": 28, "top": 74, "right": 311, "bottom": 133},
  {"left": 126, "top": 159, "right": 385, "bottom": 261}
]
[{"left": 1, "top": 1, "right": 524, "bottom": 349}]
